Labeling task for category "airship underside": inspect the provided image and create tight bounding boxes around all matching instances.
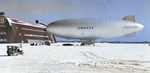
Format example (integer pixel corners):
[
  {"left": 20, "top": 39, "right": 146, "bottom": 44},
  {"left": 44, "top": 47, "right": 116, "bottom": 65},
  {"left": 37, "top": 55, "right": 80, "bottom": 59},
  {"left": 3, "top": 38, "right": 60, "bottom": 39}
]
[{"left": 46, "top": 16, "right": 144, "bottom": 40}]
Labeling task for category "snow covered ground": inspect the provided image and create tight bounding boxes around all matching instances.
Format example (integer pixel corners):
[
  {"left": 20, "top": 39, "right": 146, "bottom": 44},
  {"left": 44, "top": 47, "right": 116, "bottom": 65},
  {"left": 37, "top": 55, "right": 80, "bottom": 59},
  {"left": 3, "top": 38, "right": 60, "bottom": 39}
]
[{"left": 0, "top": 43, "right": 150, "bottom": 73}]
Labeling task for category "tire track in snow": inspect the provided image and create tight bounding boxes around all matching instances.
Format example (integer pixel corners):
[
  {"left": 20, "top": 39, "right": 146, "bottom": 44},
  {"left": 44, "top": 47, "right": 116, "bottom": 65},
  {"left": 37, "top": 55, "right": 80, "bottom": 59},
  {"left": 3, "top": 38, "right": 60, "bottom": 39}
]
[{"left": 79, "top": 51, "right": 106, "bottom": 60}]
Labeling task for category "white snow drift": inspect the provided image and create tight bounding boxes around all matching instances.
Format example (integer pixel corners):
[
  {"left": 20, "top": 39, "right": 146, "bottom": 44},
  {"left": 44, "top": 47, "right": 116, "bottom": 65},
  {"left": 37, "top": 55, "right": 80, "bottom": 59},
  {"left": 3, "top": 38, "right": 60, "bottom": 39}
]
[{"left": 0, "top": 43, "right": 150, "bottom": 73}]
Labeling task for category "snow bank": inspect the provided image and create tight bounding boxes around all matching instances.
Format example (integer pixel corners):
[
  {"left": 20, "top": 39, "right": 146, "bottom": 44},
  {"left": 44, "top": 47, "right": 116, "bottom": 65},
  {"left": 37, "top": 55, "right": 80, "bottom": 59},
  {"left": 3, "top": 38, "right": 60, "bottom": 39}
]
[{"left": 0, "top": 43, "right": 150, "bottom": 73}]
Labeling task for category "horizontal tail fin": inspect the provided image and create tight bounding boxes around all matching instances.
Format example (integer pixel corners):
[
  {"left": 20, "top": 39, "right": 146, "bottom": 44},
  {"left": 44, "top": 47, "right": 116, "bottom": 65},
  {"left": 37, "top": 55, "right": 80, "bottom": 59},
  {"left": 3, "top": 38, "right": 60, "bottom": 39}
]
[{"left": 123, "top": 16, "right": 135, "bottom": 22}]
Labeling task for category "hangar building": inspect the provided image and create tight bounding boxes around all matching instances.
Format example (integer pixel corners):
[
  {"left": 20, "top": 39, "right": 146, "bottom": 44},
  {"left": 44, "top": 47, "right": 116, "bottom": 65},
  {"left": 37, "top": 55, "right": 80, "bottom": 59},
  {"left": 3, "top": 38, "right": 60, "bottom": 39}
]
[{"left": 0, "top": 12, "right": 56, "bottom": 43}]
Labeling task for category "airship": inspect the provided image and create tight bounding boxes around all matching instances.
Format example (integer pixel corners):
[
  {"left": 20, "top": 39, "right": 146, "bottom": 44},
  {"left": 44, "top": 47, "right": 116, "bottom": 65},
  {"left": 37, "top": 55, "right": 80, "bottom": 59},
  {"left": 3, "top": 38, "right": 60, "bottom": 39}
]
[{"left": 46, "top": 16, "right": 144, "bottom": 40}]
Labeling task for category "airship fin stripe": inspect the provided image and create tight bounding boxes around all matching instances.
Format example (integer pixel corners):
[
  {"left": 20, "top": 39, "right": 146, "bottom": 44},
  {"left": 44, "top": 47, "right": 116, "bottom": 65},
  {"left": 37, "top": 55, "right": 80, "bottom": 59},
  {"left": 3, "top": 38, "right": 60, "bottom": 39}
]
[{"left": 123, "top": 16, "right": 135, "bottom": 22}]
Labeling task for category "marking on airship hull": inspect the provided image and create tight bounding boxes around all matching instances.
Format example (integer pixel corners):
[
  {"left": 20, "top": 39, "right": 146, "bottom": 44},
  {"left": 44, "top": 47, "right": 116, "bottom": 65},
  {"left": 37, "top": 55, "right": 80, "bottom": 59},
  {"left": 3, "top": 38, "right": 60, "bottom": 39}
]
[{"left": 78, "top": 27, "right": 94, "bottom": 29}]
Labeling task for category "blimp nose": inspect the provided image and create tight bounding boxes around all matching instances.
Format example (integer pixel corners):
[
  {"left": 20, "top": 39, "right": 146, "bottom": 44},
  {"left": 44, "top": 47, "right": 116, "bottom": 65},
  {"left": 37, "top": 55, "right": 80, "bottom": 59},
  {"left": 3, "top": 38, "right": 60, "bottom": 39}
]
[
  {"left": 46, "top": 24, "right": 54, "bottom": 34},
  {"left": 46, "top": 22, "right": 59, "bottom": 36}
]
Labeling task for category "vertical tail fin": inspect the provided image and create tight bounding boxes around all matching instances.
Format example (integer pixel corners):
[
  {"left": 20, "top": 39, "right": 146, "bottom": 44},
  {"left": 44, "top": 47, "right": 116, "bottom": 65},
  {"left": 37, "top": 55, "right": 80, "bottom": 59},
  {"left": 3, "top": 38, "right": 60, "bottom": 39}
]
[{"left": 123, "top": 16, "right": 135, "bottom": 22}]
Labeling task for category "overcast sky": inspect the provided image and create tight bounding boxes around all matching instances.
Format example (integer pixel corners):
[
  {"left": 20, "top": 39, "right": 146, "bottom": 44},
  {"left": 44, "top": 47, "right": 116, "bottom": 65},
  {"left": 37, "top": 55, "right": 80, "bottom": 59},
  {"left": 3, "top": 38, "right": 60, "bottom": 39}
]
[{"left": 0, "top": 0, "right": 150, "bottom": 42}]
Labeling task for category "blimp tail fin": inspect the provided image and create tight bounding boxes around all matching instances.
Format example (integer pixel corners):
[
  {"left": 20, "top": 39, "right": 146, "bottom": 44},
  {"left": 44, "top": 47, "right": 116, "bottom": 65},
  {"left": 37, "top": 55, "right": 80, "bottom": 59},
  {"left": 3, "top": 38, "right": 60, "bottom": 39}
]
[
  {"left": 124, "top": 32, "right": 136, "bottom": 37},
  {"left": 123, "top": 16, "right": 135, "bottom": 22}
]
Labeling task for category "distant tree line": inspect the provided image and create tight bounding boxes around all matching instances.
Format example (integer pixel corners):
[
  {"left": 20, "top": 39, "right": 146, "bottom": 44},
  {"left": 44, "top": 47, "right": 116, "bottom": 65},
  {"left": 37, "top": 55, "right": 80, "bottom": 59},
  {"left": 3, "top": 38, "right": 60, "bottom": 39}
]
[{"left": 57, "top": 41, "right": 150, "bottom": 44}]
